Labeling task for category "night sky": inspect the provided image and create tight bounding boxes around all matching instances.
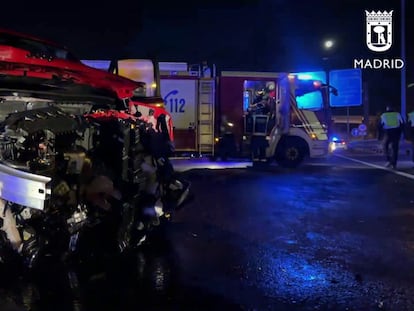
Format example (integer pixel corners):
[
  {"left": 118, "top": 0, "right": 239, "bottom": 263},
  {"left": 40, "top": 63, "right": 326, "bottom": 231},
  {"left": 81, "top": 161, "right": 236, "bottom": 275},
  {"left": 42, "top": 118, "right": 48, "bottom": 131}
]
[{"left": 1, "top": 0, "right": 413, "bottom": 113}]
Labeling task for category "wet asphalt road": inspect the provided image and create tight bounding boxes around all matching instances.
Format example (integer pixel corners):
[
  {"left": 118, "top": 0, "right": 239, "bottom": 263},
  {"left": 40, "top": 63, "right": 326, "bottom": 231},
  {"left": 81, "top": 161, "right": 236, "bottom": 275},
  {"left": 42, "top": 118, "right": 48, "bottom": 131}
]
[{"left": 2, "top": 152, "right": 414, "bottom": 311}]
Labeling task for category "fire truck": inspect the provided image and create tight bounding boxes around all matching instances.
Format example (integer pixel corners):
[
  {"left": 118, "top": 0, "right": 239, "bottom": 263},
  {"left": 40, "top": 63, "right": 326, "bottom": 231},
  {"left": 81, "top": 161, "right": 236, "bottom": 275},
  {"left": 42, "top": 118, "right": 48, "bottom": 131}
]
[
  {"left": 81, "top": 60, "right": 216, "bottom": 154},
  {"left": 216, "top": 70, "right": 332, "bottom": 167},
  {"left": 81, "top": 60, "right": 333, "bottom": 167},
  {"left": 157, "top": 63, "right": 332, "bottom": 168}
]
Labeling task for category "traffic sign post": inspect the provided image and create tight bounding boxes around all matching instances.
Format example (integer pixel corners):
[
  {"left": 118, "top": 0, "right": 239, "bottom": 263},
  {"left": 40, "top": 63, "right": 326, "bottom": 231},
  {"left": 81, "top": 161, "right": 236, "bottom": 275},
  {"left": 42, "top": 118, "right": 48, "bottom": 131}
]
[
  {"left": 358, "top": 123, "right": 367, "bottom": 132},
  {"left": 328, "top": 68, "right": 363, "bottom": 140},
  {"left": 351, "top": 128, "right": 359, "bottom": 137},
  {"left": 351, "top": 126, "right": 367, "bottom": 138},
  {"left": 358, "top": 123, "right": 367, "bottom": 137},
  {"left": 329, "top": 69, "right": 362, "bottom": 107}
]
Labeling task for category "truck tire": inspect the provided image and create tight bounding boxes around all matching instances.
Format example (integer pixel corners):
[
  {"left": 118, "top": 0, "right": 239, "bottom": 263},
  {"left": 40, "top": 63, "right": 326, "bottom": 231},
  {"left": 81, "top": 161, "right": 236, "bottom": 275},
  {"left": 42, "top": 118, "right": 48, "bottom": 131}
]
[{"left": 275, "top": 137, "right": 308, "bottom": 168}]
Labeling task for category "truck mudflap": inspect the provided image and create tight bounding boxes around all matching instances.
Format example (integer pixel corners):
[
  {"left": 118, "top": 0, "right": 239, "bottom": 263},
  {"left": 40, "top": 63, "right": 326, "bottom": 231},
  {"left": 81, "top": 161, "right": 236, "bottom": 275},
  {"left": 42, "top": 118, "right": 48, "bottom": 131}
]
[{"left": 0, "top": 163, "right": 51, "bottom": 211}]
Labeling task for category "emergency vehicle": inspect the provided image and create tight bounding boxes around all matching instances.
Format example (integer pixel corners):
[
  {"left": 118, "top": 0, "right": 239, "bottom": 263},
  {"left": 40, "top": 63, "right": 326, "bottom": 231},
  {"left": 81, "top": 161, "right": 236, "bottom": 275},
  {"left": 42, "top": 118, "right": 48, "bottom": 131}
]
[
  {"left": 157, "top": 63, "right": 332, "bottom": 167},
  {"left": 81, "top": 60, "right": 215, "bottom": 153},
  {"left": 82, "top": 60, "right": 334, "bottom": 167},
  {"left": 217, "top": 71, "right": 332, "bottom": 167}
]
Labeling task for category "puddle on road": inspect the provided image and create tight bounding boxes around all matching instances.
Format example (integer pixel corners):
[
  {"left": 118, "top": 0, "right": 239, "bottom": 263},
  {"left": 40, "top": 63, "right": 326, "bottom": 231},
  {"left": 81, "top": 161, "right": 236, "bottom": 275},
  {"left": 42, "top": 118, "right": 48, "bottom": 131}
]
[
  {"left": 0, "top": 241, "right": 243, "bottom": 311},
  {"left": 0, "top": 245, "right": 181, "bottom": 311}
]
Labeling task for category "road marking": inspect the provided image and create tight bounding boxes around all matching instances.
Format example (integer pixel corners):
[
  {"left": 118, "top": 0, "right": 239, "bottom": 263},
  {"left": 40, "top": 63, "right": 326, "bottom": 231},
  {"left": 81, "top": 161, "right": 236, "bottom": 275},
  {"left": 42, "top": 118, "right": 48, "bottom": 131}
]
[
  {"left": 171, "top": 160, "right": 252, "bottom": 172},
  {"left": 335, "top": 154, "right": 414, "bottom": 181}
]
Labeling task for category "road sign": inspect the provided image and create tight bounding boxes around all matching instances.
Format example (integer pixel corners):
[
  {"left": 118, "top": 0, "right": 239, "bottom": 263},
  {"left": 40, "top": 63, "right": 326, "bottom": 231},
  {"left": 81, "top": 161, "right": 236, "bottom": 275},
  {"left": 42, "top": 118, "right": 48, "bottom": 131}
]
[
  {"left": 351, "top": 127, "right": 359, "bottom": 137},
  {"left": 329, "top": 69, "right": 362, "bottom": 107},
  {"left": 358, "top": 123, "right": 367, "bottom": 132}
]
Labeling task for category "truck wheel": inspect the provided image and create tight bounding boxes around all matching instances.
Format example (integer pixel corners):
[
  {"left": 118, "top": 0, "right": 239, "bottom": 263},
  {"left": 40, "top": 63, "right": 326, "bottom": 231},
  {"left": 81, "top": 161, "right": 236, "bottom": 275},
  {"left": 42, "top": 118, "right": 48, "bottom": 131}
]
[{"left": 276, "top": 137, "right": 307, "bottom": 168}]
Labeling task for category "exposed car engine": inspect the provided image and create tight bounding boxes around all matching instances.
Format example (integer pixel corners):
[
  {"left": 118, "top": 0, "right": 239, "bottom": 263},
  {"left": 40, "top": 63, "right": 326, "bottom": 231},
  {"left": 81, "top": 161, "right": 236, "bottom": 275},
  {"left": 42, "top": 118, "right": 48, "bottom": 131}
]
[{"left": 0, "top": 97, "right": 187, "bottom": 269}]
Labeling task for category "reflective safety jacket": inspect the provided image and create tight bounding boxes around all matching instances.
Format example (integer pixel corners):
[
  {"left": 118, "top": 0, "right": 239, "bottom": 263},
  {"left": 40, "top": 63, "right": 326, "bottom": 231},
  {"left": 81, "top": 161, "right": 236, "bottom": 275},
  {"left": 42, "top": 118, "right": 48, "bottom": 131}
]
[
  {"left": 408, "top": 111, "right": 414, "bottom": 127},
  {"left": 380, "top": 111, "right": 404, "bottom": 129}
]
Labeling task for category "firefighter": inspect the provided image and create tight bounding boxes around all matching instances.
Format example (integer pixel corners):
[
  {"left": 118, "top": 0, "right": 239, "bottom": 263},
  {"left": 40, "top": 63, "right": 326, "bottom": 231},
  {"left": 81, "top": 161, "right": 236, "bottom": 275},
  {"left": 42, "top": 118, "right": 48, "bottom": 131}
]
[
  {"left": 378, "top": 105, "right": 404, "bottom": 169},
  {"left": 202, "top": 61, "right": 211, "bottom": 78},
  {"left": 147, "top": 109, "right": 157, "bottom": 130},
  {"left": 152, "top": 114, "right": 191, "bottom": 210},
  {"left": 407, "top": 109, "right": 414, "bottom": 165},
  {"left": 249, "top": 89, "right": 264, "bottom": 112}
]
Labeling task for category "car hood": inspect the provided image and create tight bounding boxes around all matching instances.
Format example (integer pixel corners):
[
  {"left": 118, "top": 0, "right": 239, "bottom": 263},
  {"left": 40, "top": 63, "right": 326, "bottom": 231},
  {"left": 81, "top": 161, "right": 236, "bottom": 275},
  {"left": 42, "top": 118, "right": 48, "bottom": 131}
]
[{"left": 0, "top": 74, "right": 118, "bottom": 105}]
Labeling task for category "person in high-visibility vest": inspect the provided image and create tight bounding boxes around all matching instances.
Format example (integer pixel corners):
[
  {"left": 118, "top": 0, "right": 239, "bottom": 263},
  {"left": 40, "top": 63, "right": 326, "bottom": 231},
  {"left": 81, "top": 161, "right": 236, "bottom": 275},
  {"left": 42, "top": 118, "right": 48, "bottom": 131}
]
[
  {"left": 379, "top": 105, "right": 404, "bottom": 169},
  {"left": 407, "top": 109, "right": 414, "bottom": 164}
]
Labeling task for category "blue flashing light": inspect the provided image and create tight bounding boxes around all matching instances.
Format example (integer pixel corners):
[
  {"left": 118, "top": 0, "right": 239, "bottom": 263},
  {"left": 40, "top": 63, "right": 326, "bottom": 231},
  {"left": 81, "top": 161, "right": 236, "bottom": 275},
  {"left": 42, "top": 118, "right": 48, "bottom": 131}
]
[
  {"left": 294, "top": 71, "right": 327, "bottom": 84},
  {"left": 243, "top": 91, "right": 250, "bottom": 111},
  {"left": 331, "top": 136, "right": 339, "bottom": 142},
  {"left": 297, "top": 74, "right": 313, "bottom": 80}
]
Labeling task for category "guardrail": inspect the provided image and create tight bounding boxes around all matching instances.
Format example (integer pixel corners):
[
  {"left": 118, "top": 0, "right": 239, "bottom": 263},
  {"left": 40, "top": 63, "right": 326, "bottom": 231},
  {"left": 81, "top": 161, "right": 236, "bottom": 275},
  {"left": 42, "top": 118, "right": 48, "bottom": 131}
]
[{"left": 347, "top": 139, "right": 412, "bottom": 156}]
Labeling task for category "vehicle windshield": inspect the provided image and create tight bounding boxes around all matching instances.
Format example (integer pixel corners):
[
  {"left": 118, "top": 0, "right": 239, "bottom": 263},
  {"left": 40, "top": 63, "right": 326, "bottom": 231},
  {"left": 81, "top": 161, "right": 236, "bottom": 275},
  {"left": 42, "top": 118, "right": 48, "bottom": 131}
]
[
  {"left": 292, "top": 78, "right": 324, "bottom": 110},
  {"left": 296, "top": 90, "right": 324, "bottom": 110},
  {"left": 0, "top": 32, "right": 79, "bottom": 61}
]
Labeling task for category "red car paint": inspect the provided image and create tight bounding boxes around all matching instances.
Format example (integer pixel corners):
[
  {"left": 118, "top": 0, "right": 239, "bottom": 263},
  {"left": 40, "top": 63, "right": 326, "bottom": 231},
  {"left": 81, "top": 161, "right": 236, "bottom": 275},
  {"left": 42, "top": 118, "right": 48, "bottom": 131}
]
[
  {"left": 85, "top": 110, "right": 139, "bottom": 122},
  {"left": 0, "top": 29, "right": 141, "bottom": 99},
  {"left": 0, "top": 29, "right": 174, "bottom": 141}
]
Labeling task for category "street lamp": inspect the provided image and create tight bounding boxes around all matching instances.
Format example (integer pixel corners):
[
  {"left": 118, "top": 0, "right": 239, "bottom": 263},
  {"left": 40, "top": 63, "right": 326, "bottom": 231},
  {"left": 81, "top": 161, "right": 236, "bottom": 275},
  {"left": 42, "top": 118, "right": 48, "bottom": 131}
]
[
  {"left": 322, "top": 39, "right": 353, "bottom": 140},
  {"left": 322, "top": 39, "right": 335, "bottom": 139},
  {"left": 324, "top": 40, "right": 334, "bottom": 50},
  {"left": 401, "top": 0, "right": 406, "bottom": 118}
]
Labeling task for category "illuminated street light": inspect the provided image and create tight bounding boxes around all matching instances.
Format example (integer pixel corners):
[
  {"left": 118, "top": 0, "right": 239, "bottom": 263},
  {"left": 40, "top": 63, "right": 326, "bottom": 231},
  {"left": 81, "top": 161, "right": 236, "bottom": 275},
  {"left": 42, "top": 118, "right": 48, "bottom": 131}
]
[
  {"left": 322, "top": 38, "right": 335, "bottom": 139},
  {"left": 324, "top": 40, "right": 334, "bottom": 49}
]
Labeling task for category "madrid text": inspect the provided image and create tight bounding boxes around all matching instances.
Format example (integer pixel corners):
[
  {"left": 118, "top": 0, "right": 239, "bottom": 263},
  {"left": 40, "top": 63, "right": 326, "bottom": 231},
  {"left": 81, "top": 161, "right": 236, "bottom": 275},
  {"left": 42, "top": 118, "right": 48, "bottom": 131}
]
[{"left": 353, "top": 58, "right": 404, "bottom": 69}]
